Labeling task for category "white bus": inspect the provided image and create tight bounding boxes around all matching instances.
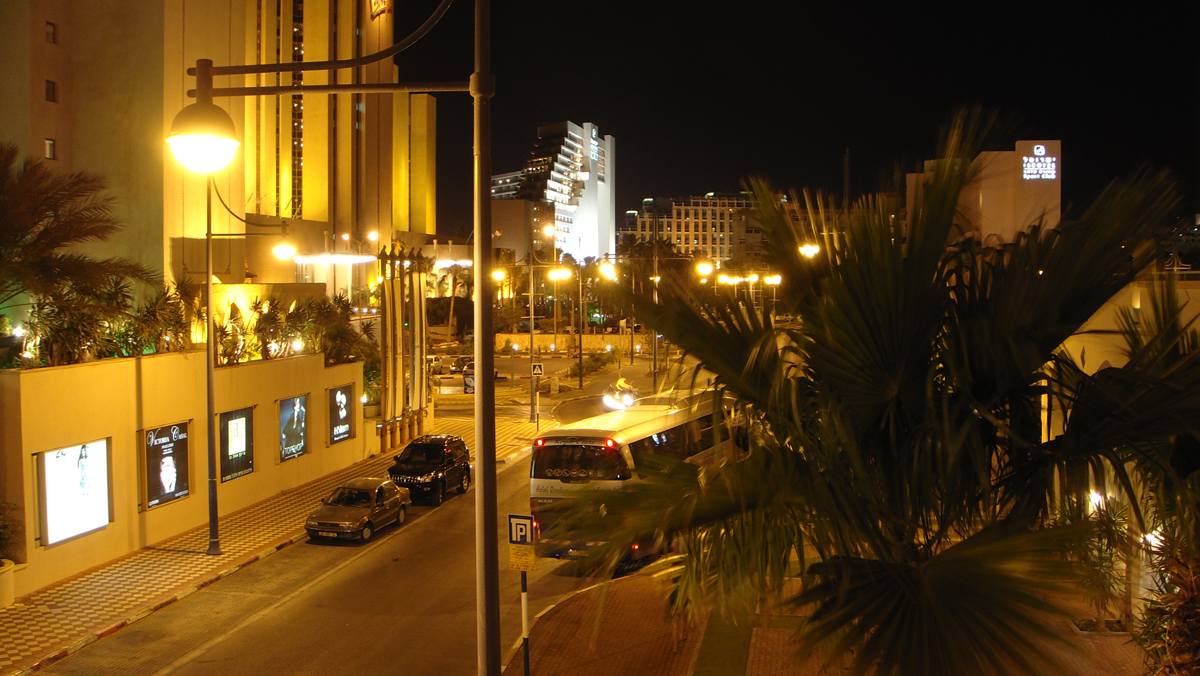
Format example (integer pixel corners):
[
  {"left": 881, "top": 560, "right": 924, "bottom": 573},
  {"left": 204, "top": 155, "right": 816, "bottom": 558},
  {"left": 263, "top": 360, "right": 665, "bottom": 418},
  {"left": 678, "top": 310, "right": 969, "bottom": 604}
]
[{"left": 529, "top": 391, "right": 738, "bottom": 559}]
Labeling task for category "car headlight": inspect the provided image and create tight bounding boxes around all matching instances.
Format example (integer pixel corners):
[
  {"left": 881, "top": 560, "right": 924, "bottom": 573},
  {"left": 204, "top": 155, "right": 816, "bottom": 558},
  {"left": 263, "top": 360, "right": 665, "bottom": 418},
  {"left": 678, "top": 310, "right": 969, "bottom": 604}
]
[
  {"left": 416, "top": 472, "right": 437, "bottom": 483},
  {"left": 306, "top": 519, "right": 318, "bottom": 527}
]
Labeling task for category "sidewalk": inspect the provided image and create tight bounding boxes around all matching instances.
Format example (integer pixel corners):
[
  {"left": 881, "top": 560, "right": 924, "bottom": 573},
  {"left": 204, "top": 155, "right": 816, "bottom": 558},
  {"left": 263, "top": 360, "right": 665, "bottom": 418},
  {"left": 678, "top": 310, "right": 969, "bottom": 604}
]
[
  {"left": 507, "top": 575, "right": 1147, "bottom": 676},
  {"left": 0, "top": 412, "right": 548, "bottom": 676}
]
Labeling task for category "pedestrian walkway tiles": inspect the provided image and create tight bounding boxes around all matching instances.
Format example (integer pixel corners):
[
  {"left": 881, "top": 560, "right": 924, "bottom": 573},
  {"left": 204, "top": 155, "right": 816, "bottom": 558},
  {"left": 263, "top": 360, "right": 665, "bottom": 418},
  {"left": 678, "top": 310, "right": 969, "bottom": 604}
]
[{"left": 0, "top": 413, "right": 550, "bottom": 675}]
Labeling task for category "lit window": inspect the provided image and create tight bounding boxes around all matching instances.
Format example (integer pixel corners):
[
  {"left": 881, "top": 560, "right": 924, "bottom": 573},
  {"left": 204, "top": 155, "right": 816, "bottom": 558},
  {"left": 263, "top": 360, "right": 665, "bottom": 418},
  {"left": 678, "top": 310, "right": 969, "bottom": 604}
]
[{"left": 44, "top": 138, "right": 57, "bottom": 160}]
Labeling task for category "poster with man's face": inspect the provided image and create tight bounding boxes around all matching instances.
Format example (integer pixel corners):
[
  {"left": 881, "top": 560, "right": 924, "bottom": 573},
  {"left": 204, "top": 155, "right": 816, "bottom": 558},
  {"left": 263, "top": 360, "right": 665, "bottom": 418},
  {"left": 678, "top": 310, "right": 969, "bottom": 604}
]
[
  {"left": 220, "top": 407, "right": 255, "bottom": 482},
  {"left": 41, "top": 440, "right": 110, "bottom": 545},
  {"left": 279, "top": 394, "right": 308, "bottom": 461},
  {"left": 329, "top": 384, "right": 354, "bottom": 445},
  {"left": 144, "top": 423, "right": 190, "bottom": 508}
]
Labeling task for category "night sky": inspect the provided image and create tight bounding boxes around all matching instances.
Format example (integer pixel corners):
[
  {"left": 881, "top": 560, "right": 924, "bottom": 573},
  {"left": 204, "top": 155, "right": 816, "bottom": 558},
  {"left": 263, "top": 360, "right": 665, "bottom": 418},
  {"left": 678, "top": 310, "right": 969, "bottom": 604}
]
[{"left": 395, "top": 2, "right": 1199, "bottom": 240}]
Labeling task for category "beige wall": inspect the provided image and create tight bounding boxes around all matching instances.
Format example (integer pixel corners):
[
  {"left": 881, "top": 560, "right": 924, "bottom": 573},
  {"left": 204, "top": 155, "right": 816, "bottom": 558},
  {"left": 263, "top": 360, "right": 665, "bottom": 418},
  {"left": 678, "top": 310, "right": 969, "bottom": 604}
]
[
  {"left": 1061, "top": 278, "right": 1200, "bottom": 374},
  {"left": 0, "top": 350, "right": 367, "bottom": 596}
]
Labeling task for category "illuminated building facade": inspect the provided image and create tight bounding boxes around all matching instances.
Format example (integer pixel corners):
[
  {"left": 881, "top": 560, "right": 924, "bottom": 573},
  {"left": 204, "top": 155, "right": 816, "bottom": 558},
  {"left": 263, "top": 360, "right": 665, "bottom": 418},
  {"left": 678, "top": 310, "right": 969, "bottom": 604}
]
[
  {"left": 907, "top": 140, "right": 1062, "bottom": 243},
  {"left": 0, "top": 0, "right": 437, "bottom": 298},
  {"left": 490, "top": 121, "right": 615, "bottom": 261},
  {"left": 620, "top": 193, "right": 761, "bottom": 264}
]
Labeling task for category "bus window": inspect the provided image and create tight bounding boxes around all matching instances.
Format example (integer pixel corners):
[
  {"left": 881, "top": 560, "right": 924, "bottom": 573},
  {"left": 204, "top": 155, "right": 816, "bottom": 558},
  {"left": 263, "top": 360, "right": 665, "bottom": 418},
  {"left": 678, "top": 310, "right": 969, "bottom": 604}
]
[
  {"left": 628, "top": 437, "right": 657, "bottom": 477},
  {"left": 531, "top": 444, "right": 630, "bottom": 482}
]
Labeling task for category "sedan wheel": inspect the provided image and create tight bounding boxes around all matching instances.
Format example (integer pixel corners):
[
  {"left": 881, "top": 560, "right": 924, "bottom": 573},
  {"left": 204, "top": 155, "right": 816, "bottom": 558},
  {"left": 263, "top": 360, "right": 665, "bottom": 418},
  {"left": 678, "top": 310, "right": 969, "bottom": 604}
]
[
  {"left": 459, "top": 472, "right": 470, "bottom": 494},
  {"left": 396, "top": 505, "right": 407, "bottom": 526},
  {"left": 360, "top": 523, "right": 374, "bottom": 542},
  {"left": 433, "top": 483, "right": 444, "bottom": 506}
]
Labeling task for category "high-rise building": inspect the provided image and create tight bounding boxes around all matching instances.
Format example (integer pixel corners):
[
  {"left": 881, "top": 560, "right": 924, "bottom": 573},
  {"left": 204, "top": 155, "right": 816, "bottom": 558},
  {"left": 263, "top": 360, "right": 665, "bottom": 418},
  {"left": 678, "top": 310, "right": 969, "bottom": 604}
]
[
  {"left": 491, "top": 121, "right": 615, "bottom": 261},
  {"left": 620, "top": 193, "right": 759, "bottom": 264},
  {"left": 0, "top": 0, "right": 437, "bottom": 298}
]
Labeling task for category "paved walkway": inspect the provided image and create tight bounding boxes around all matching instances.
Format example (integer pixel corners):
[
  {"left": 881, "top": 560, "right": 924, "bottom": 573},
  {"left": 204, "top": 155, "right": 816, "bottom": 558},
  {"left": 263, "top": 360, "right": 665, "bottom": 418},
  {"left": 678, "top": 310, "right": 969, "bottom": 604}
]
[
  {"left": 505, "top": 575, "right": 1147, "bottom": 675},
  {"left": 0, "top": 413, "right": 553, "bottom": 676}
]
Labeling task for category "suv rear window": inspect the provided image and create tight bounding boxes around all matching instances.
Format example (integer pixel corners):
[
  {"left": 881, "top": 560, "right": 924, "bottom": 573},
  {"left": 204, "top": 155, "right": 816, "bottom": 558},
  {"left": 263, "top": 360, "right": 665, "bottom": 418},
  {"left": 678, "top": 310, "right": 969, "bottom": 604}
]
[
  {"left": 400, "top": 443, "right": 448, "bottom": 463},
  {"left": 531, "top": 444, "right": 630, "bottom": 481}
]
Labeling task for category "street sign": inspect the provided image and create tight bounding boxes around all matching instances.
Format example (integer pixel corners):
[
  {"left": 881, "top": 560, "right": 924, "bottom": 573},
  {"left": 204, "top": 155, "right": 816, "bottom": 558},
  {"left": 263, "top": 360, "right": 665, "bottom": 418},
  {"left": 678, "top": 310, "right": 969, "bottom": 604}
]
[
  {"left": 509, "top": 514, "right": 535, "bottom": 544},
  {"left": 531, "top": 362, "right": 544, "bottom": 377},
  {"left": 508, "top": 514, "right": 536, "bottom": 572}
]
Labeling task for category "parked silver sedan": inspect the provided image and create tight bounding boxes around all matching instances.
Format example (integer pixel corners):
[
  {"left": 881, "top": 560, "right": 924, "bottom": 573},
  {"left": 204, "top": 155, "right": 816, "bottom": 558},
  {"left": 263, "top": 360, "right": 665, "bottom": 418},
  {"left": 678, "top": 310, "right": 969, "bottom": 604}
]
[{"left": 305, "top": 477, "right": 411, "bottom": 542}]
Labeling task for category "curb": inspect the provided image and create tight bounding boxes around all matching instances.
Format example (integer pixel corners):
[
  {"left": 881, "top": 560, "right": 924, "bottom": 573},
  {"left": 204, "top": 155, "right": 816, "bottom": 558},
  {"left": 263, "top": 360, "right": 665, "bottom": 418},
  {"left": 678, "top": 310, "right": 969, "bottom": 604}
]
[
  {"left": 500, "top": 577, "right": 615, "bottom": 673},
  {"left": 4, "top": 531, "right": 309, "bottom": 676}
]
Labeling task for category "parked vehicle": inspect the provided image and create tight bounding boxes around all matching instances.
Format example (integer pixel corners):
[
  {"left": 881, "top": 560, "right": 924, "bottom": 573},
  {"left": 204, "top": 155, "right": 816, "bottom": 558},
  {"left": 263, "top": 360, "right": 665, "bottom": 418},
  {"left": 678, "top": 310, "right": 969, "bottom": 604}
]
[
  {"left": 427, "top": 355, "right": 444, "bottom": 375},
  {"left": 387, "top": 435, "right": 472, "bottom": 506},
  {"left": 305, "top": 477, "right": 411, "bottom": 542},
  {"left": 448, "top": 356, "right": 472, "bottom": 373}
]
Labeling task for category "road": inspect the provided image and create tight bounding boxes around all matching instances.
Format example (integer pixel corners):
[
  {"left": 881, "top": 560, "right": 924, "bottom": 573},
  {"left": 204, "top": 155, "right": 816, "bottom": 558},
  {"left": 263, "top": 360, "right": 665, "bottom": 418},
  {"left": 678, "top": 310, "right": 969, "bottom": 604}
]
[{"left": 41, "top": 456, "right": 585, "bottom": 676}]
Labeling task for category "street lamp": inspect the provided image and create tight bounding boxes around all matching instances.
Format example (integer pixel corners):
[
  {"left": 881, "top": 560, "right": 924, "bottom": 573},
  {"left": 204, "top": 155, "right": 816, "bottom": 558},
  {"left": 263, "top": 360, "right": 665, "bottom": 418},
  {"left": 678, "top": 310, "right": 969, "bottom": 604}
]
[
  {"left": 800, "top": 244, "right": 820, "bottom": 258},
  {"left": 765, "top": 274, "right": 781, "bottom": 317},
  {"left": 548, "top": 268, "right": 571, "bottom": 357},
  {"left": 165, "top": 4, "right": 505, "bottom": 670},
  {"left": 696, "top": 261, "right": 713, "bottom": 276}
]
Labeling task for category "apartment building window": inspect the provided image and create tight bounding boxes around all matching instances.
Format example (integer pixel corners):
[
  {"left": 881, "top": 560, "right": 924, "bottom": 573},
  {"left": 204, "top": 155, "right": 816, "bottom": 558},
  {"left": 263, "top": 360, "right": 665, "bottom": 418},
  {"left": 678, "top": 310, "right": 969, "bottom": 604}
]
[
  {"left": 45, "top": 22, "right": 56, "bottom": 43},
  {"left": 45, "top": 80, "right": 57, "bottom": 102},
  {"left": 44, "top": 139, "right": 57, "bottom": 160}
]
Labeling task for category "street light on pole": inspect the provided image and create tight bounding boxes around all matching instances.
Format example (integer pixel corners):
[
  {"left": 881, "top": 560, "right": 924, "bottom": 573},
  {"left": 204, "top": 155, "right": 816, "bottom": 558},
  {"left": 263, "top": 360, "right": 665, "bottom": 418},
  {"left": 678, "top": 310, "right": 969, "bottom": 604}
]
[
  {"left": 166, "top": 72, "right": 294, "bottom": 556},
  {"left": 548, "top": 268, "right": 570, "bottom": 356},
  {"left": 165, "top": 3, "right": 505, "bottom": 671}
]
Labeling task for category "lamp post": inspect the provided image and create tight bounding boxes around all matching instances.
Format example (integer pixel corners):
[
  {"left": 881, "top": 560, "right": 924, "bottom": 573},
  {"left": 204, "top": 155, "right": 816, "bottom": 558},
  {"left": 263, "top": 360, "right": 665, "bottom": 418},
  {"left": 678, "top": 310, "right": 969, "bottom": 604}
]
[
  {"left": 577, "top": 264, "right": 584, "bottom": 389},
  {"left": 167, "top": 78, "right": 297, "bottom": 556},
  {"left": 166, "top": 3, "right": 503, "bottom": 671},
  {"left": 548, "top": 268, "right": 570, "bottom": 356}
]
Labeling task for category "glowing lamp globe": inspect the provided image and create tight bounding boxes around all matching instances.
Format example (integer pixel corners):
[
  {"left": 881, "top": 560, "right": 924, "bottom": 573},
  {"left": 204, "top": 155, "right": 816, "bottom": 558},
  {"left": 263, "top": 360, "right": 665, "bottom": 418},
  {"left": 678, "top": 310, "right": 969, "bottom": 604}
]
[
  {"left": 696, "top": 262, "right": 713, "bottom": 276},
  {"left": 166, "top": 102, "right": 239, "bottom": 174},
  {"left": 273, "top": 238, "right": 297, "bottom": 260}
]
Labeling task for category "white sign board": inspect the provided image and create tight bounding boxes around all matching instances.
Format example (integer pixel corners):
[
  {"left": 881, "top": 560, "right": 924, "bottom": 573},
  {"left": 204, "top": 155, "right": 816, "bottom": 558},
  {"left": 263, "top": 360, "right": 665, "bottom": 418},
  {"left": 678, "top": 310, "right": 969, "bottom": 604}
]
[{"left": 41, "top": 440, "right": 110, "bottom": 545}]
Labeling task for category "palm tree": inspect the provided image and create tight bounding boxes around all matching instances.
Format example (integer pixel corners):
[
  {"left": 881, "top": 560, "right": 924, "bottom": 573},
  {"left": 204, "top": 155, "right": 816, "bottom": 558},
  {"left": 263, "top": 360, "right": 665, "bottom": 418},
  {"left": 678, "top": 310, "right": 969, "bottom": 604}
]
[
  {"left": 0, "top": 143, "right": 154, "bottom": 314},
  {"left": 549, "top": 110, "right": 1200, "bottom": 675}
]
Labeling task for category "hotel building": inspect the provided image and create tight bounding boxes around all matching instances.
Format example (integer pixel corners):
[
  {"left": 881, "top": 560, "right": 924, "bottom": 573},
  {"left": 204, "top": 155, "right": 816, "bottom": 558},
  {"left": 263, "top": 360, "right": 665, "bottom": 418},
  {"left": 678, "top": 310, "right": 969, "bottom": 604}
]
[{"left": 490, "top": 121, "right": 615, "bottom": 261}]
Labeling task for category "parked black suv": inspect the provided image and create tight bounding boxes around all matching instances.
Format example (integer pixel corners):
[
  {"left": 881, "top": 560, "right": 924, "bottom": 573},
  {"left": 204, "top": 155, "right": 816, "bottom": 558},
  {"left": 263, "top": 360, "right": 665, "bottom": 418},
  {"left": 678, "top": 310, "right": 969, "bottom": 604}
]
[{"left": 387, "top": 435, "right": 471, "bottom": 506}]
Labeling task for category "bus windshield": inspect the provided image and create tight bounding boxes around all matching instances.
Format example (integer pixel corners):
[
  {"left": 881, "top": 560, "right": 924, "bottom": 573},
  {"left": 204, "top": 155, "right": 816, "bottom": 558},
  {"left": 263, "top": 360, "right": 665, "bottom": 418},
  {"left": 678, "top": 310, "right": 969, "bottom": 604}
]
[{"left": 531, "top": 444, "right": 630, "bottom": 481}]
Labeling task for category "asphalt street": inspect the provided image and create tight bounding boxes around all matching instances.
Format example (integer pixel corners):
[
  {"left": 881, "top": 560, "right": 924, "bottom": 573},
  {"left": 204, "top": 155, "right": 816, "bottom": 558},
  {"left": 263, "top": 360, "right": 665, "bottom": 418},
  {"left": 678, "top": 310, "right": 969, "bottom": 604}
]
[{"left": 39, "top": 455, "right": 585, "bottom": 676}]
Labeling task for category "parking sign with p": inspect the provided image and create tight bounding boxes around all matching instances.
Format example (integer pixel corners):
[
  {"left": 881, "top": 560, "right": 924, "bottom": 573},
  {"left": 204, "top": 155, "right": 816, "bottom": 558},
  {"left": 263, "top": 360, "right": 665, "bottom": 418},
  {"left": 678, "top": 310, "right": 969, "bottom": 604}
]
[
  {"left": 508, "top": 514, "right": 536, "bottom": 572},
  {"left": 509, "top": 514, "right": 535, "bottom": 545}
]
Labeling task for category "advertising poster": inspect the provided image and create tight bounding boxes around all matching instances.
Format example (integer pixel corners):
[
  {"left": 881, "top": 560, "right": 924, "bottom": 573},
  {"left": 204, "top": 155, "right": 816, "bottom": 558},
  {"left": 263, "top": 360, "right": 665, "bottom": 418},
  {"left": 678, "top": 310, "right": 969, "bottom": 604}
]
[
  {"left": 279, "top": 394, "right": 308, "bottom": 461},
  {"left": 41, "top": 440, "right": 110, "bottom": 545},
  {"left": 144, "top": 422, "right": 190, "bottom": 508},
  {"left": 220, "top": 407, "right": 255, "bottom": 482},
  {"left": 328, "top": 384, "right": 354, "bottom": 445}
]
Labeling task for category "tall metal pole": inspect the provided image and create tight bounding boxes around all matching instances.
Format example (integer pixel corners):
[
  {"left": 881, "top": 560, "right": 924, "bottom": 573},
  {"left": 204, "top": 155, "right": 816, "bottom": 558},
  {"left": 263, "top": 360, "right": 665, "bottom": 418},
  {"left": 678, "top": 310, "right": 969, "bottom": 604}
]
[
  {"left": 577, "top": 269, "right": 584, "bottom": 389},
  {"left": 528, "top": 223, "right": 536, "bottom": 422},
  {"left": 651, "top": 202, "right": 659, "bottom": 392},
  {"left": 204, "top": 174, "right": 221, "bottom": 556},
  {"left": 471, "top": 0, "right": 501, "bottom": 671}
]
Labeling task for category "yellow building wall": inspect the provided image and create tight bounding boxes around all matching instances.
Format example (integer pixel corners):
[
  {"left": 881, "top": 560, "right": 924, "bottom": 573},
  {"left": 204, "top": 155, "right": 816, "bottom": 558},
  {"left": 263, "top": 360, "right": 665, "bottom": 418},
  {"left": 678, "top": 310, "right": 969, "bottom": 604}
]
[{"left": 0, "top": 351, "right": 368, "bottom": 597}]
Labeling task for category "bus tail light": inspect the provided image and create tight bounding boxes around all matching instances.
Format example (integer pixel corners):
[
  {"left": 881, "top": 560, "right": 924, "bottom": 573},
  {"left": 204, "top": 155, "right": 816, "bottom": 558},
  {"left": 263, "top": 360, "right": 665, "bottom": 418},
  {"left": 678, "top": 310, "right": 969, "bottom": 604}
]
[
  {"left": 604, "top": 438, "right": 617, "bottom": 449},
  {"left": 535, "top": 438, "right": 545, "bottom": 447}
]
